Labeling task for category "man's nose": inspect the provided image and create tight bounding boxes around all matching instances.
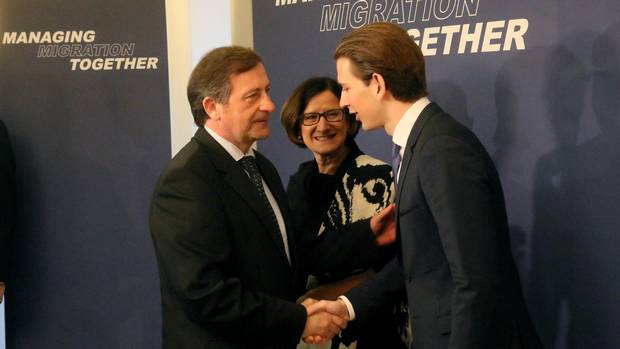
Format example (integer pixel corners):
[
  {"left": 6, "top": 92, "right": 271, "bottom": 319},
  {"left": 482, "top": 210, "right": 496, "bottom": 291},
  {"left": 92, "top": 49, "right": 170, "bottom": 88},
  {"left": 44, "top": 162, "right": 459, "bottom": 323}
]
[
  {"left": 261, "top": 93, "right": 275, "bottom": 112},
  {"left": 339, "top": 93, "right": 348, "bottom": 108}
]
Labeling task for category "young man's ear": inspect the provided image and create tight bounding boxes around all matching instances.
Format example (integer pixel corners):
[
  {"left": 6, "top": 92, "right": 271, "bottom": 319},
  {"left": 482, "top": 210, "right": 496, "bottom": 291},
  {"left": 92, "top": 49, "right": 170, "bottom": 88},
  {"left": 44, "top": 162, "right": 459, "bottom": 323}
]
[
  {"left": 202, "top": 96, "right": 219, "bottom": 120},
  {"left": 371, "top": 72, "right": 386, "bottom": 99}
]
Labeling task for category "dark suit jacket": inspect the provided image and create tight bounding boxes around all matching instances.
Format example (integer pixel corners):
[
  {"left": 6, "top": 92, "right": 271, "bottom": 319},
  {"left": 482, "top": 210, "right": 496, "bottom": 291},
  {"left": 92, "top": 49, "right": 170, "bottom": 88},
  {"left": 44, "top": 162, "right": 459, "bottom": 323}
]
[
  {"left": 1, "top": 120, "right": 16, "bottom": 283},
  {"left": 346, "top": 103, "right": 542, "bottom": 349},
  {"left": 149, "top": 128, "right": 306, "bottom": 349}
]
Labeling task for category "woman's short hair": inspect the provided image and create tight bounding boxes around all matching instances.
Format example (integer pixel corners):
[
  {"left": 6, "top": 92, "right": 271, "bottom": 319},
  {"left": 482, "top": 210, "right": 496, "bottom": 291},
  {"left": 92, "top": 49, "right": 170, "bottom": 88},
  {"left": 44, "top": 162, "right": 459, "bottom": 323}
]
[{"left": 281, "top": 77, "right": 360, "bottom": 148}]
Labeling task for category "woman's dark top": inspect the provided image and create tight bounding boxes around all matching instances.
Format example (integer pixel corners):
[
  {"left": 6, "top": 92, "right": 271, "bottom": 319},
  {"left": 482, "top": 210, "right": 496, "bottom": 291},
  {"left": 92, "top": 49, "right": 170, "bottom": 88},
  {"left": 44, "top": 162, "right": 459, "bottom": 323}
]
[{"left": 287, "top": 140, "right": 407, "bottom": 348}]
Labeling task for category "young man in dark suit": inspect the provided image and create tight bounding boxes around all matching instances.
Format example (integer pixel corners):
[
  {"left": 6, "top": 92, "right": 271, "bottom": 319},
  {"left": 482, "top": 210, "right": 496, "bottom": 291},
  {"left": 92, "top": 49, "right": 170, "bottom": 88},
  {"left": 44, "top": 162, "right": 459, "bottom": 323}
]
[
  {"left": 149, "top": 46, "right": 345, "bottom": 348},
  {"left": 307, "top": 22, "right": 542, "bottom": 349},
  {"left": 0, "top": 120, "right": 16, "bottom": 305}
]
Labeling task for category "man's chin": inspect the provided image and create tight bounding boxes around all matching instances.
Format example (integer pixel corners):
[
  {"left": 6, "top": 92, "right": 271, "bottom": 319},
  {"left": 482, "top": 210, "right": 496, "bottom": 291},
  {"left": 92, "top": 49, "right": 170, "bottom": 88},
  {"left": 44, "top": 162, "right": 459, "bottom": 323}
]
[
  {"left": 357, "top": 115, "right": 378, "bottom": 131},
  {"left": 253, "top": 129, "right": 270, "bottom": 141},
  {"left": 360, "top": 122, "right": 380, "bottom": 131}
]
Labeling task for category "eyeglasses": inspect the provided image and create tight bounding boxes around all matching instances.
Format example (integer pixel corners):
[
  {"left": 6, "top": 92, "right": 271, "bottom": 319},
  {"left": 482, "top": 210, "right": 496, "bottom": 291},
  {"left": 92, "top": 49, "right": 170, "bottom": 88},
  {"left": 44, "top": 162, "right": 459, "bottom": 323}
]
[{"left": 301, "top": 108, "right": 345, "bottom": 126}]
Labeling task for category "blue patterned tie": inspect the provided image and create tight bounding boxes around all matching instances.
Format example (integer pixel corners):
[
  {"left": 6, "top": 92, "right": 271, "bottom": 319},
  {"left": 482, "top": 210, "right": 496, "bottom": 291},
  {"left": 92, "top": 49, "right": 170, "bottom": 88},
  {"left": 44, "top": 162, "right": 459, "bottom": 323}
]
[
  {"left": 392, "top": 143, "right": 402, "bottom": 188},
  {"left": 238, "top": 156, "right": 287, "bottom": 258}
]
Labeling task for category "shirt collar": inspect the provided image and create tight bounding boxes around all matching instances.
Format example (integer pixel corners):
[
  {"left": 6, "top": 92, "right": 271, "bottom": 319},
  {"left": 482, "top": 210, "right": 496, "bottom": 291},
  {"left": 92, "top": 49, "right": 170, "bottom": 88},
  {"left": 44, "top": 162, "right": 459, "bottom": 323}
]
[
  {"left": 392, "top": 96, "right": 431, "bottom": 151},
  {"left": 204, "top": 125, "right": 255, "bottom": 161}
]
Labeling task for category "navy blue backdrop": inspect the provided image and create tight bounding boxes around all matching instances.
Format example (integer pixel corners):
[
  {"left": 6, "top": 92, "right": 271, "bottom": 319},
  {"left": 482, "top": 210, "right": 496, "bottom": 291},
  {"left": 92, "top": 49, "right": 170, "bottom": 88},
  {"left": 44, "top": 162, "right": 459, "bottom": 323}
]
[
  {"left": 0, "top": 0, "right": 169, "bottom": 347},
  {"left": 253, "top": 1, "right": 619, "bottom": 348}
]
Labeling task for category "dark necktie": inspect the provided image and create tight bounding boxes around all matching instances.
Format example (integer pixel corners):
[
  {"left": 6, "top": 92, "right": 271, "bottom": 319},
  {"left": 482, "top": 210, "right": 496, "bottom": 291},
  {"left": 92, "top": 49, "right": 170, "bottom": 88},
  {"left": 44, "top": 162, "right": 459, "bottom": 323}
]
[
  {"left": 392, "top": 143, "right": 402, "bottom": 188},
  {"left": 238, "top": 156, "right": 287, "bottom": 260}
]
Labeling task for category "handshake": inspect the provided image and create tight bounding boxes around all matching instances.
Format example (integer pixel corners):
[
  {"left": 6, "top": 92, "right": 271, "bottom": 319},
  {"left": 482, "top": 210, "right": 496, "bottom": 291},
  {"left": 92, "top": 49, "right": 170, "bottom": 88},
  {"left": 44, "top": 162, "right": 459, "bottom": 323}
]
[
  {"left": 297, "top": 203, "right": 398, "bottom": 344},
  {"left": 301, "top": 298, "right": 351, "bottom": 344}
]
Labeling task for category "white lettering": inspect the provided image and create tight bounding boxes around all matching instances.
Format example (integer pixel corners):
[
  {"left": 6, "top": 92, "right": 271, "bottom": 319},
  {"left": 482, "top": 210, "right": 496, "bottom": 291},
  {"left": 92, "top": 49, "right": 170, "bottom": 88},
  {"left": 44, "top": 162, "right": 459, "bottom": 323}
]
[
  {"left": 147, "top": 57, "right": 158, "bottom": 69},
  {"left": 70, "top": 58, "right": 80, "bottom": 70},
  {"left": 320, "top": 3, "right": 342, "bottom": 32},
  {"left": 387, "top": 0, "right": 406, "bottom": 24},
  {"left": 408, "top": 28, "right": 421, "bottom": 46},
  {"left": 481, "top": 20, "right": 505, "bottom": 52},
  {"left": 369, "top": 0, "right": 388, "bottom": 22},
  {"left": 2, "top": 32, "right": 17, "bottom": 44},
  {"left": 407, "top": 20, "right": 528, "bottom": 56},
  {"left": 456, "top": 0, "right": 479, "bottom": 18},
  {"left": 458, "top": 22, "right": 482, "bottom": 54},
  {"left": 351, "top": 0, "right": 369, "bottom": 28},
  {"left": 1, "top": 30, "right": 96, "bottom": 44},
  {"left": 504, "top": 18, "right": 528, "bottom": 51},
  {"left": 433, "top": 0, "right": 457, "bottom": 21},
  {"left": 440, "top": 24, "right": 460, "bottom": 54},
  {"left": 420, "top": 26, "right": 440, "bottom": 55},
  {"left": 68, "top": 57, "right": 159, "bottom": 71},
  {"left": 136, "top": 57, "right": 147, "bottom": 69}
]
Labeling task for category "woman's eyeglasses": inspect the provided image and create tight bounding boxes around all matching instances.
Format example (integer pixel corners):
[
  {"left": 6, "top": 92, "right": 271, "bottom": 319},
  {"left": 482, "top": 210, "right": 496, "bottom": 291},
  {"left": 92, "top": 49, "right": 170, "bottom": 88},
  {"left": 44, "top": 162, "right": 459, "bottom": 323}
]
[{"left": 301, "top": 108, "right": 345, "bottom": 126}]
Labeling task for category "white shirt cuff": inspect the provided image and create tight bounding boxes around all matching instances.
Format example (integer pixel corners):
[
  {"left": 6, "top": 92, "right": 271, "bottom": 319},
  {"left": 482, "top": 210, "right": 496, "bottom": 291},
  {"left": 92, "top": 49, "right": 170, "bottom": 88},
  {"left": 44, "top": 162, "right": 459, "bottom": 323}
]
[{"left": 337, "top": 295, "right": 356, "bottom": 320}]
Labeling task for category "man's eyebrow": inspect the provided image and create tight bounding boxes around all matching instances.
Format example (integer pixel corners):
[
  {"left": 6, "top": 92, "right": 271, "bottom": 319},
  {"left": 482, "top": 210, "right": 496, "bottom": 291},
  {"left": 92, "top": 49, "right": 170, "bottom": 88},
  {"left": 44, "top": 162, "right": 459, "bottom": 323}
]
[
  {"left": 242, "top": 88, "right": 261, "bottom": 97},
  {"left": 244, "top": 83, "right": 271, "bottom": 96}
]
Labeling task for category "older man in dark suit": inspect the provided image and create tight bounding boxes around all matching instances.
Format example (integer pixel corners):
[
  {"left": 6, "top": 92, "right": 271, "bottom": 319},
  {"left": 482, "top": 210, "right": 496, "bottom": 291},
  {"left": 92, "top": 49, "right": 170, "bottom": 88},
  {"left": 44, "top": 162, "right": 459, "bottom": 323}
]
[
  {"left": 149, "top": 46, "right": 346, "bottom": 348},
  {"left": 307, "top": 23, "right": 543, "bottom": 349},
  {"left": 1, "top": 120, "right": 16, "bottom": 305}
]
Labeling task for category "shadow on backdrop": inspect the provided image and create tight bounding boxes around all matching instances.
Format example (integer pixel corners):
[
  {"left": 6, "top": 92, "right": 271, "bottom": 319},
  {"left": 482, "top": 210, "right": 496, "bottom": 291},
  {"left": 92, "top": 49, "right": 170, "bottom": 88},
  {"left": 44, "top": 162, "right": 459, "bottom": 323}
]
[
  {"left": 493, "top": 46, "right": 564, "bottom": 293},
  {"left": 528, "top": 23, "right": 620, "bottom": 349},
  {"left": 428, "top": 80, "right": 474, "bottom": 130}
]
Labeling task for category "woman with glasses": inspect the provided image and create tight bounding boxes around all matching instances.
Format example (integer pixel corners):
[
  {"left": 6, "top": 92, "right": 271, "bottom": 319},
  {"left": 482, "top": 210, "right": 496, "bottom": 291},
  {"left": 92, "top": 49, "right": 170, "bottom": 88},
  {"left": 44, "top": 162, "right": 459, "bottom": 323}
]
[{"left": 281, "top": 77, "right": 407, "bottom": 349}]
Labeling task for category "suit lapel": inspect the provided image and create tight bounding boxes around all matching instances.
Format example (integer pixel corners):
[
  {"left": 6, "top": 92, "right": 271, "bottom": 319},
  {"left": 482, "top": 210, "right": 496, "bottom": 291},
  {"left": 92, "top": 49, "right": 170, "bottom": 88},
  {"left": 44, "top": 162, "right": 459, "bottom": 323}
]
[
  {"left": 193, "top": 128, "right": 290, "bottom": 265},
  {"left": 396, "top": 102, "right": 443, "bottom": 204}
]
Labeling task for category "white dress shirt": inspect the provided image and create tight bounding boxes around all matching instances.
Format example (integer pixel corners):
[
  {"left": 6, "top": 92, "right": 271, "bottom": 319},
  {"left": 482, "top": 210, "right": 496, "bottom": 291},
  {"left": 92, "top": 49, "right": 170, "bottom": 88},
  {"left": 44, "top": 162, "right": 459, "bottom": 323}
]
[
  {"left": 204, "top": 126, "right": 291, "bottom": 264},
  {"left": 390, "top": 96, "right": 431, "bottom": 181}
]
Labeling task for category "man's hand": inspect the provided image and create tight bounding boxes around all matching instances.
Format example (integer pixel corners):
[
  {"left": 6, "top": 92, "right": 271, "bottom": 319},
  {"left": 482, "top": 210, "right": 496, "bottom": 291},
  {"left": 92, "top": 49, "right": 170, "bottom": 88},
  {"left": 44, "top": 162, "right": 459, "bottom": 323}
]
[
  {"left": 303, "top": 299, "right": 350, "bottom": 344},
  {"left": 370, "top": 203, "right": 397, "bottom": 246},
  {"left": 300, "top": 297, "right": 318, "bottom": 308},
  {"left": 0, "top": 282, "right": 5, "bottom": 303}
]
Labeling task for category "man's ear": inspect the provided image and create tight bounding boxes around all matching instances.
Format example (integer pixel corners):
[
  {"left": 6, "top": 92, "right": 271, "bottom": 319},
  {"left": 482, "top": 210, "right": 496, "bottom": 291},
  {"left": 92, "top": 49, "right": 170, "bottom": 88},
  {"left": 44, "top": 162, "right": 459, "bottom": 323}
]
[
  {"left": 202, "top": 96, "right": 219, "bottom": 120},
  {"left": 371, "top": 72, "right": 387, "bottom": 99}
]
